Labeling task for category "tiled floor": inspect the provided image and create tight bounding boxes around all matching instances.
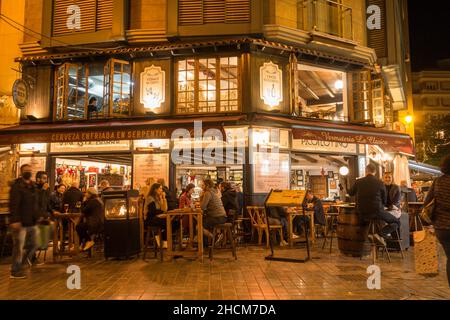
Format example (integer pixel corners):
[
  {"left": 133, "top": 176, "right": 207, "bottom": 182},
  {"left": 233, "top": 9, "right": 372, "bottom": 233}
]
[{"left": 0, "top": 242, "right": 449, "bottom": 300}]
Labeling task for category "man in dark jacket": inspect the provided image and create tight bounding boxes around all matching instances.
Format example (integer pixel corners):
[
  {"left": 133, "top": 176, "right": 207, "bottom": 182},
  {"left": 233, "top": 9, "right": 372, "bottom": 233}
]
[
  {"left": 36, "top": 171, "right": 51, "bottom": 220},
  {"left": 221, "top": 182, "right": 239, "bottom": 222},
  {"left": 348, "top": 164, "right": 400, "bottom": 246},
  {"left": 9, "top": 164, "right": 40, "bottom": 279},
  {"left": 294, "top": 190, "right": 326, "bottom": 236},
  {"left": 157, "top": 178, "right": 177, "bottom": 211},
  {"left": 384, "top": 172, "right": 402, "bottom": 219},
  {"left": 63, "top": 182, "right": 84, "bottom": 213}
]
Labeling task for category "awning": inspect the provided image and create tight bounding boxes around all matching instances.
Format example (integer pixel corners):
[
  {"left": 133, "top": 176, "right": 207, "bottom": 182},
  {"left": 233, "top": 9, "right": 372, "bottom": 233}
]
[
  {"left": 255, "top": 115, "right": 415, "bottom": 155},
  {"left": 409, "top": 160, "right": 441, "bottom": 176},
  {"left": 0, "top": 115, "right": 245, "bottom": 144}
]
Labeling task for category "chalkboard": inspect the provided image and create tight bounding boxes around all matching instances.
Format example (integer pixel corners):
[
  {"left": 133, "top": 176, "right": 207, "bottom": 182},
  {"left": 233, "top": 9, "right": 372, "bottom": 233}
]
[{"left": 97, "top": 174, "right": 124, "bottom": 187}]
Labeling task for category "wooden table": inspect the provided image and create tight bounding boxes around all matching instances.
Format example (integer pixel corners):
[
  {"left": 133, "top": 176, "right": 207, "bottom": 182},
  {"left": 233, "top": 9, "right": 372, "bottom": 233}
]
[
  {"left": 166, "top": 209, "right": 203, "bottom": 262},
  {"left": 52, "top": 212, "right": 82, "bottom": 262},
  {"left": 286, "top": 209, "right": 315, "bottom": 247}
]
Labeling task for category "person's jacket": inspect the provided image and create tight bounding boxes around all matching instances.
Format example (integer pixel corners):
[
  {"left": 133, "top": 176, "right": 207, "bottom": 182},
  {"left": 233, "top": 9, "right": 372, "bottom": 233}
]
[
  {"left": 200, "top": 189, "right": 226, "bottom": 219},
  {"left": 162, "top": 186, "right": 178, "bottom": 211},
  {"left": 63, "top": 187, "right": 84, "bottom": 212},
  {"left": 302, "top": 196, "right": 326, "bottom": 225},
  {"left": 178, "top": 192, "right": 192, "bottom": 209},
  {"left": 385, "top": 183, "right": 401, "bottom": 209},
  {"left": 81, "top": 197, "right": 104, "bottom": 234},
  {"left": 49, "top": 191, "right": 64, "bottom": 214},
  {"left": 424, "top": 174, "right": 450, "bottom": 230},
  {"left": 36, "top": 184, "right": 51, "bottom": 220},
  {"left": 221, "top": 189, "right": 238, "bottom": 214},
  {"left": 145, "top": 196, "right": 168, "bottom": 226},
  {"left": 348, "top": 174, "right": 386, "bottom": 219},
  {"left": 9, "top": 178, "right": 39, "bottom": 226}
]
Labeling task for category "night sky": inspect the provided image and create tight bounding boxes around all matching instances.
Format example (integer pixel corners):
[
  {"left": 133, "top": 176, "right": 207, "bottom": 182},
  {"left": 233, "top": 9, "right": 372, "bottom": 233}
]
[{"left": 408, "top": 1, "right": 450, "bottom": 71}]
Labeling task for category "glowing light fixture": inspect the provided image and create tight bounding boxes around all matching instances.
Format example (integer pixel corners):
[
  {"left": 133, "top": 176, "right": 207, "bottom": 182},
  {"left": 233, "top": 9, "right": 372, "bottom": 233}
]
[
  {"left": 339, "top": 166, "right": 349, "bottom": 176},
  {"left": 334, "top": 80, "right": 344, "bottom": 90},
  {"left": 405, "top": 114, "right": 413, "bottom": 124}
]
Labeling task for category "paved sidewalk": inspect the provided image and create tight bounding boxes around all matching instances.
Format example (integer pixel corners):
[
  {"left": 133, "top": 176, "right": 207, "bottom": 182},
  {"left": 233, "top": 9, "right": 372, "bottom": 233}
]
[{"left": 0, "top": 243, "right": 449, "bottom": 300}]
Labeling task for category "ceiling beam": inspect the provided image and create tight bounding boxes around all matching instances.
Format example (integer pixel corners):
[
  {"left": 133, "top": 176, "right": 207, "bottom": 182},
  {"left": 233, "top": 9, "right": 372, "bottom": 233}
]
[
  {"left": 307, "top": 71, "right": 335, "bottom": 98},
  {"left": 298, "top": 79, "right": 320, "bottom": 100}
]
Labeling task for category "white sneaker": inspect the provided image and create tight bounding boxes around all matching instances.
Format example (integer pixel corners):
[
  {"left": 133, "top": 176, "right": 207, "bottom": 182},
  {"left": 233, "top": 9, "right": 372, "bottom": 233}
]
[{"left": 280, "top": 240, "right": 288, "bottom": 246}]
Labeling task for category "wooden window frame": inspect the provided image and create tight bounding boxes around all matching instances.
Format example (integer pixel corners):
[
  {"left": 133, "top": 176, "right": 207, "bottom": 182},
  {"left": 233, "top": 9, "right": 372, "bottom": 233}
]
[
  {"left": 175, "top": 55, "right": 242, "bottom": 115},
  {"left": 349, "top": 71, "right": 373, "bottom": 124},
  {"left": 53, "top": 63, "right": 89, "bottom": 121},
  {"left": 104, "top": 58, "right": 132, "bottom": 118}
]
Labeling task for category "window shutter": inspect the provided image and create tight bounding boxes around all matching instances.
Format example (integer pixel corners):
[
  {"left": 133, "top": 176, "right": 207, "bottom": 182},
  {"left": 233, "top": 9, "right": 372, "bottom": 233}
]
[
  {"left": 178, "top": 0, "right": 250, "bottom": 25},
  {"left": 350, "top": 71, "right": 373, "bottom": 123},
  {"left": 97, "top": 0, "right": 113, "bottom": 31},
  {"left": 366, "top": 0, "right": 387, "bottom": 58},
  {"left": 52, "top": 0, "right": 113, "bottom": 36},
  {"left": 226, "top": 0, "right": 251, "bottom": 23},
  {"left": 371, "top": 74, "right": 386, "bottom": 128},
  {"left": 204, "top": 0, "right": 225, "bottom": 24},
  {"left": 179, "top": 0, "right": 204, "bottom": 25}
]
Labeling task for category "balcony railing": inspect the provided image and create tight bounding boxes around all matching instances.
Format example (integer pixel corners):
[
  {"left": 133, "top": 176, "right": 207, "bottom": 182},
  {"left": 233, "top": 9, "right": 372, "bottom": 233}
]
[{"left": 298, "top": 0, "right": 353, "bottom": 40}]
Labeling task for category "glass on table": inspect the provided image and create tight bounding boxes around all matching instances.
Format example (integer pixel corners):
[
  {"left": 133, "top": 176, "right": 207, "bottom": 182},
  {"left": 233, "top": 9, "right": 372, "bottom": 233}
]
[{"left": 63, "top": 204, "right": 69, "bottom": 214}]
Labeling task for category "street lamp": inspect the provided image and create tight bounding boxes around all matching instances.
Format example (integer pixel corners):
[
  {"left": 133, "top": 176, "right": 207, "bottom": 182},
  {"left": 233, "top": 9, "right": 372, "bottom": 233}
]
[{"left": 405, "top": 114, "right": 413, "bottom": 125}]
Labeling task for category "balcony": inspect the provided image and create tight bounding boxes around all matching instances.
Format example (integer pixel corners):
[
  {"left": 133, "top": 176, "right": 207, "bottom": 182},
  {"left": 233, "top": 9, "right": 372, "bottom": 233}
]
[{"left": 298, "top": 0, "right": 353, "bottom": 41}]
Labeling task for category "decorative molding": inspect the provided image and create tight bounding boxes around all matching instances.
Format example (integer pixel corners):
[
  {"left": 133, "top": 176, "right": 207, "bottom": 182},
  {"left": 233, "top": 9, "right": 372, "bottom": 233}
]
[
  {"left": 19, "top": 42, "right": 48, "bottom": 55},
  {"left": 126, "top": 29, "right": 167, "bottom": 43},
  {"left": 263, "top": 24, "right": 377, "bottom": 67}
]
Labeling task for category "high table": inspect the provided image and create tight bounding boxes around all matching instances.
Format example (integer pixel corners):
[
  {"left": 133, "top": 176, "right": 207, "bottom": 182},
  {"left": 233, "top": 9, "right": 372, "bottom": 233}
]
[
  {"left": 52, "top": 212, "right": 82, "bottom": 262},
  {"left": 286, "top": 209, "right": 315, "bottom": 247},
  {"left": 165, "top": 208, "right": 203, "bottom": 262}
]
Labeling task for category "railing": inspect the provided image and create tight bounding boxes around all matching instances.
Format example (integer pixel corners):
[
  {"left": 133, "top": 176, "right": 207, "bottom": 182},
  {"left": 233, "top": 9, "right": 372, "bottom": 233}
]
[
  {"left": 298, "top": 0, "right": 353, "bottom": 40},
  {"left": 294, "top": 110, "right": 349, "bottom": 122}
]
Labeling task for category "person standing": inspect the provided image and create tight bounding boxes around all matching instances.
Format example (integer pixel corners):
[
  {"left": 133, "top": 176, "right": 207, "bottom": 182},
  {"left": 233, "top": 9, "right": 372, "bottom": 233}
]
[
  {"left": 63, "top": 182, "right": 84, "bottom": 213},
  {"left": 36, "top": 171, "right": 51, "bottom": 220},
  {"left": 235, "top": 184, "right": 244, "bottom": 217},
  {"left": 348, "top": 164, "right": 400, "bottom": 246},
  {"left": 383, "top": 172, "right": 402, "bottom": 219},
  {"left": 9, "top": 164, "right": 40, "bottom": 279},
  {"left": 424, "top": 154, "right": 450, "bottom": 287}
]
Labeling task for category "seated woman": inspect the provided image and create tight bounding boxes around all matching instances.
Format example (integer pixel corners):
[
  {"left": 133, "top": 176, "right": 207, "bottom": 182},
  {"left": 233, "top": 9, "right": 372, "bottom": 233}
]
[
  {"left": 76, "top": 188, "right": 104, "bottom": 251},
  {"left": 179, "top": 183, "right": 196, "bottom": 209},
  {"left": 145, "top": 183, "right": 179, "bottom": 245},
  {"left": 199, "top": 179, "right": 227, "bottom": 243}
]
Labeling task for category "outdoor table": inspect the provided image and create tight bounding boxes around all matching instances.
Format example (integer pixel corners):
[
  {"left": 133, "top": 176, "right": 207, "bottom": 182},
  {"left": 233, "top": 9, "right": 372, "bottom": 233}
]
[
  {"left": 286, "top": 209, "right": 315, "bottom": 247},
  {"left": 407, "top": 202, "right": 424, "bottom": 231},
  {"left": 165, "top": 208, "right": 203, "bottom": 262},
  {"left": 52, "top": 212, "right": 82, "bottom": 262}
]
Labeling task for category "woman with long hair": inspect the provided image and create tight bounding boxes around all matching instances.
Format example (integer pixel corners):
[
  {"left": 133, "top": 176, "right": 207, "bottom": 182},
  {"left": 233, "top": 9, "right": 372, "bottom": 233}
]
[{"left": 199, "top": 179, "right": 227, "bottom": 242}]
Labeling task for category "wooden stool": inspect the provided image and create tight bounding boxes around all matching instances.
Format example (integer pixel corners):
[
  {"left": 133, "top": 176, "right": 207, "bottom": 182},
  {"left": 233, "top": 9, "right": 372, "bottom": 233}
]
[
  {"left": 209, "top": 223, "right": 237, "bottom": 260},
  {"left": 322, "top": 213, "right": 338, "bottom": 254},
  {"left": 367, "top": 219, "right": 391, "bottom": 264},
  {"left": 386, "top": 227, "right": 405, "bottom": 259},
  {"left": 143, "top": 226, "right": 163, "bottom": 261}
]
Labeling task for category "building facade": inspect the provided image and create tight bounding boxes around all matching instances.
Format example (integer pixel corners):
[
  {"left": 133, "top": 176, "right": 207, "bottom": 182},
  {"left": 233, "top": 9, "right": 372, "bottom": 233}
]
[{"left": 0, "top": 0, "right": 415, "bottom": 208}]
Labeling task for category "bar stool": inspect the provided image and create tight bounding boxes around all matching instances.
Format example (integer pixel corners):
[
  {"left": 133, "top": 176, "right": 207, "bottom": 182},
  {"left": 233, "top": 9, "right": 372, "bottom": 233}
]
[
  {"left": 143, "top": 226, "right": 163, "bottom": 261},
  {"left": 209, "top": 223, "right": 237, "bottom": 260},
  {"left": 322, "top": 213, "right": 339, "bottom": 253},
  {"left": 367, "top": 219, "right": 391, "bottom": 264},
  {"left": 386, "top": 227, "right": 405, "bottom": 259}
]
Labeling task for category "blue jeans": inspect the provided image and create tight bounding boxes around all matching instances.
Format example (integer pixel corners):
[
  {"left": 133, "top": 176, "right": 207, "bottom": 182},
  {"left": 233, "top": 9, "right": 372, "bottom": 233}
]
[{"left": 11, "top": 226, "right": 39, "bottom": 275}]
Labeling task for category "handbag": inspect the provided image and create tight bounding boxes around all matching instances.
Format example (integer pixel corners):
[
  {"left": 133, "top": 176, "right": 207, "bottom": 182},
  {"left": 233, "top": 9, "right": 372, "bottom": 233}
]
[
  {"left": 413, "top": 228, "right": 439, "bottom": 275},
  {"left": 419, "top": 199, "right": 435, "bottom": 224}
]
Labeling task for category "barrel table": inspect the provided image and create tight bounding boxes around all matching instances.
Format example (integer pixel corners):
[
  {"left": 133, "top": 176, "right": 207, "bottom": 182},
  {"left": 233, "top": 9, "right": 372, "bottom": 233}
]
[{"left": 337, "top": 205, "right": 370, "bottom": 257}]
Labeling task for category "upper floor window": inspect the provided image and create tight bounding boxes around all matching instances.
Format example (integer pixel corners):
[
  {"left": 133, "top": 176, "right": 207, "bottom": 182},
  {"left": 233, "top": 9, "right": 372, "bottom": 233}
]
[
  {"left": 178, "top": 0, "right": 250, "bottom": 25},
  {"left": 54, "top": 58, "right": 131, "bottom": 121},
  {"left": 296, "top": 64, "right": 347, "bottom": 122},
  {"left": 176, "top": 56, "right": 240, "bottom": 114}
]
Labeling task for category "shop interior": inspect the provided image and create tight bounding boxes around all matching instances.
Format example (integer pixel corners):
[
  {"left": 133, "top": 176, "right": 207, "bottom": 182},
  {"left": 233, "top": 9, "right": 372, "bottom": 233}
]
[
  {"left": 176, "top": 165, "right": 244, "bottom": 199},
  {"left": 54, "top": 155, "right": 132, "bottom": 191},
  {"left": 290, "top": 153, "right": 351, "bottom": 201},
  {"left": 296, "top": 64, "right": 347, "bottom": 121}
]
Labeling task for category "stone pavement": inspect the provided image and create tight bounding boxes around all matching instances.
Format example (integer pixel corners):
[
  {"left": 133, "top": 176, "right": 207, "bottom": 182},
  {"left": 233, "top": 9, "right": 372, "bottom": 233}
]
[{"left": 0, "top": 242, "right": 449, "bottom": 300}]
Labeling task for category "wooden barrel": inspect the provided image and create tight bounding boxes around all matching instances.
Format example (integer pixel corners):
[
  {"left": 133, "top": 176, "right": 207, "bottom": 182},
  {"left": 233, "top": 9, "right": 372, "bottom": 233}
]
[{"left": 337, "top": 206, "right": 370, "bottom": 257}]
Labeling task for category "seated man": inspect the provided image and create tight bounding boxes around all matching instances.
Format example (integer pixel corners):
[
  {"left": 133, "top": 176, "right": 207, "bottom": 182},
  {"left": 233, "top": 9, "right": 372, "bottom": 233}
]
[
  {"left": 348, "top": 164, "right": 400, "bottom": 246},
  {"left": 384, "top": 172, "right": 402, "bottom": 219},
  {"left": 294, "top": 190, "right": 326, "bottom": 236},
  {"left": 268, "top": 206, "right": 288, "bottom": 246}
]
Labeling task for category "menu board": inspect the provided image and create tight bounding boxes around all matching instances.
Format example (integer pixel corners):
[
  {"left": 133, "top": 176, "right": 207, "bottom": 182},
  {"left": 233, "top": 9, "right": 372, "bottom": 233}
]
[
  {"left": 18, "top": 156, "right": 46, "bottom": 180},
  {"left": 253, "top": 152, "right": 290, "bottom": 193},
  {"left": 133, "top": 153, "right": 169, "bottom": 189},
  {"left": 265, "top": 189, "right": 306, "bottom": 207}
]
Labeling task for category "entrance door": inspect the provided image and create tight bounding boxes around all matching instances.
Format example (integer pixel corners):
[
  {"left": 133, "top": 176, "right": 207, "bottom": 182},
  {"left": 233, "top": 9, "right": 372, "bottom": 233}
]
[{"left": 309, "top": 175, "right": 328, "bottom": 199}]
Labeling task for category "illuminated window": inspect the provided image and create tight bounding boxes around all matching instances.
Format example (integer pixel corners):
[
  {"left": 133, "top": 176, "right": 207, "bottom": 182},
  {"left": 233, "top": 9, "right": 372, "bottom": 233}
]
[
  {"left": 104, "top": 59, "right": 131, "bottom": 117},
  {"left": 176, "top": 56, "right": 240, "bottom": 114}
]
